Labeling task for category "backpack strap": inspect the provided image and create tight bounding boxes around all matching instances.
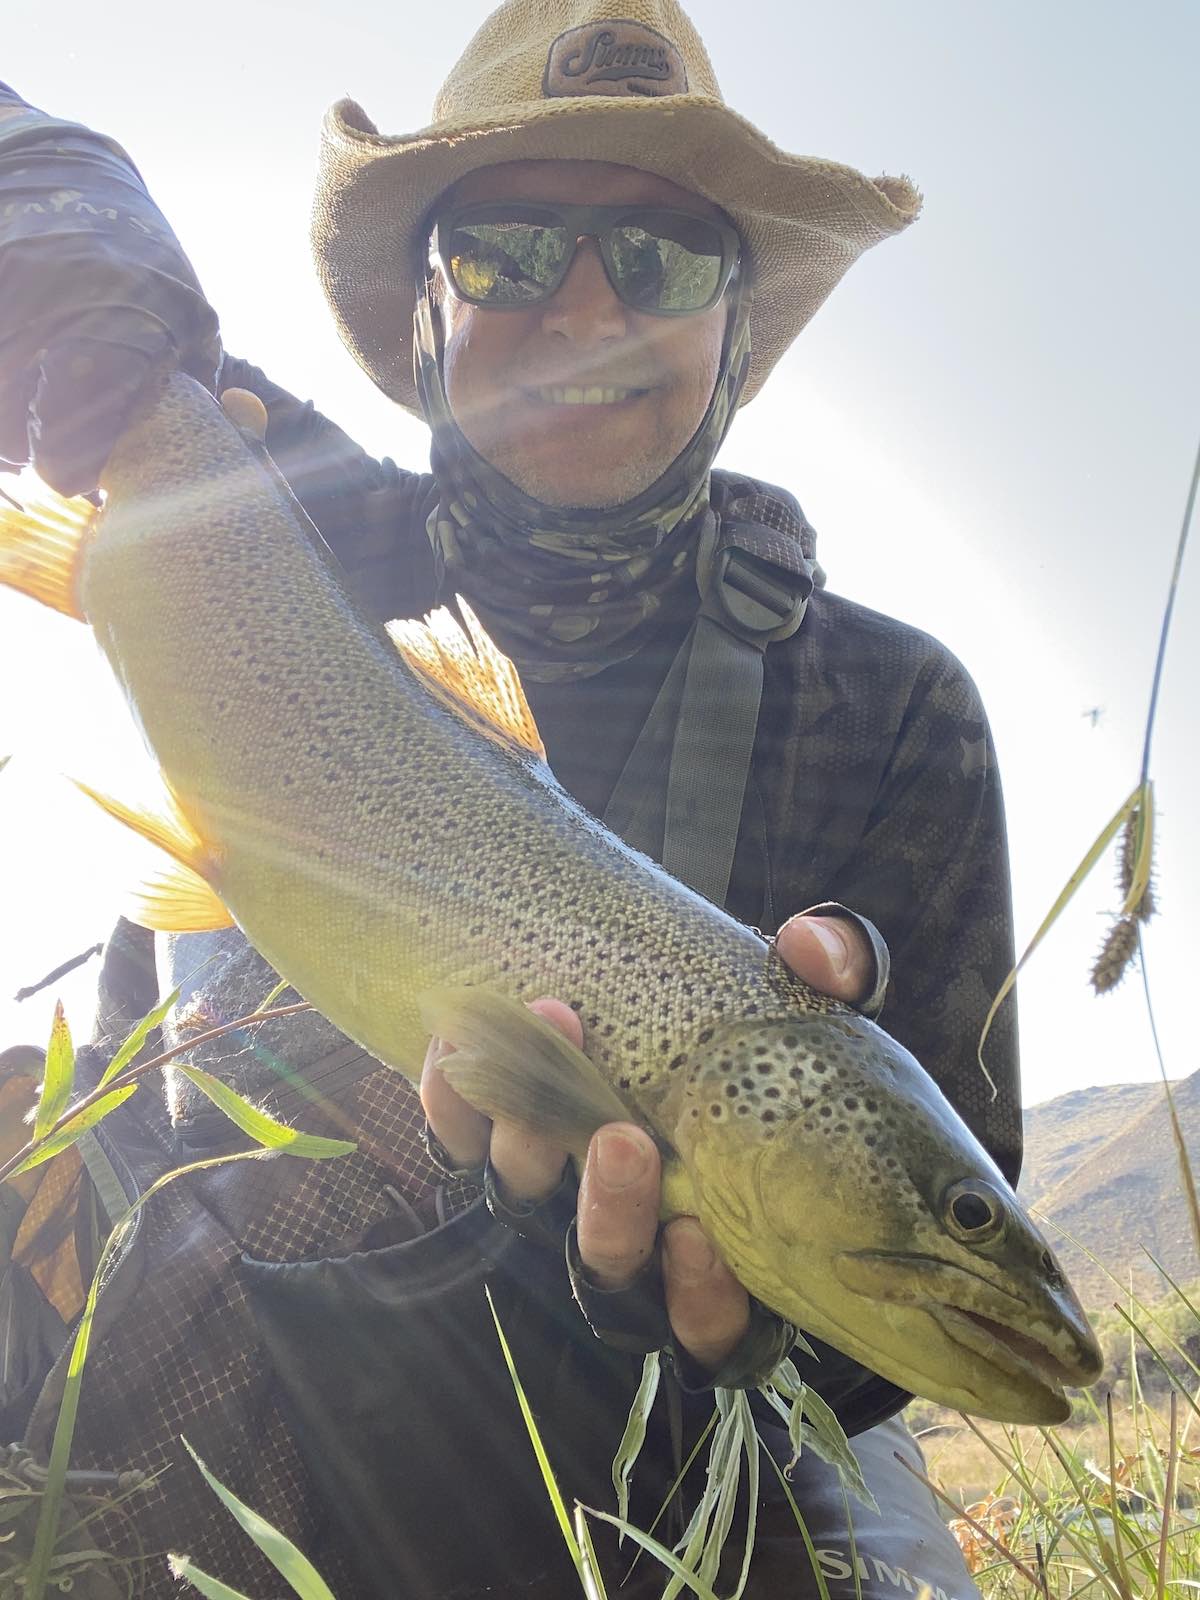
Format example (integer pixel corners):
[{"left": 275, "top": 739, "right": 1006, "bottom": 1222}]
[{"left": 604, "top": 477, "right": 818, "bottom": 909}]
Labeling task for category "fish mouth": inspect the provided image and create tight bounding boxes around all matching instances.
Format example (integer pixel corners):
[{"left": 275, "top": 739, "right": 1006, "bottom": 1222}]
[
  {"left": 834, "top": 1248, "right": 1103, "bottom": 1414},
  {"left": 931, "top": 1304, "right": 1098, "bottom": 1396}
]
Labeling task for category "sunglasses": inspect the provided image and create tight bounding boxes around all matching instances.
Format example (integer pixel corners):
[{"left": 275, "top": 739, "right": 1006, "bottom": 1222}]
[{"left": 430, "top": 202, "right": 741, "bottom": 317}]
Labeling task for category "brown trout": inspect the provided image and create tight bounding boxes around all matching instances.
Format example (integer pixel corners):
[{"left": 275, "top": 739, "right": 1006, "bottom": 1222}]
[{"left": 0, "top": 370, "right": 1101, "bottom": 1421}]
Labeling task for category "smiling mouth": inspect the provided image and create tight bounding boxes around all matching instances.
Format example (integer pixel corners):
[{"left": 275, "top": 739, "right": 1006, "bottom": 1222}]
[{"left": 528, "top": 385, "right": 648, "bottom": 406}]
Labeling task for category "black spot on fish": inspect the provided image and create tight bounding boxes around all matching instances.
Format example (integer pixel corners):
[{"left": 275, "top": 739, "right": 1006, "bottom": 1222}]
[
  {"left": 811, "top": 1059, "right": 827, "bottom": 1074},
  {"left": 725, "top": 1084, "right": 738, "bottom": 1099},
  {"left": 818, "top": 1106, "right": 832, "bottom": 1119},
  {"left": 765, "top": 1086, "right": 780, "bottom": 1099},
  {"left": 762, "top": 1110, "right": 776, "bottom": 1124},
  {"left": 697, "top": 1028, "right": 713, "bottom": 1044},
  {"left": 844, "top": 1097, "right": 859, "bottom": 1110},
  {"left": 667, "top": 1054, "right": 686, "bottom": 1073}
]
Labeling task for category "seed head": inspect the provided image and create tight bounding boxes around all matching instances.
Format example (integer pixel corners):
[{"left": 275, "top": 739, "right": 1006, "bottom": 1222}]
[{"left": 1090, "top": 916, "right": 1139, "bottom": 995}]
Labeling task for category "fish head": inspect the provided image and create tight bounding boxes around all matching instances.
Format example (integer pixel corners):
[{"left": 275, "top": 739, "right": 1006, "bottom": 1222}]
[{"left": 672, "top": 1011, "right": 1102, "bottom": 1422}]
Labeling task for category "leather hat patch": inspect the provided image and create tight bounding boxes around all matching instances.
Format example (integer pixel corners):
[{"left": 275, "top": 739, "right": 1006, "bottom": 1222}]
[{"left": 543, "top": 21, "right": 689, "bottom": 99}]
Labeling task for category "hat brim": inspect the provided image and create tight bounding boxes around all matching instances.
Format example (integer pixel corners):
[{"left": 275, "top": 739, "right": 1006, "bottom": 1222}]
[{"left": 312, "top": 94, "right": 921, "bottom": 414}]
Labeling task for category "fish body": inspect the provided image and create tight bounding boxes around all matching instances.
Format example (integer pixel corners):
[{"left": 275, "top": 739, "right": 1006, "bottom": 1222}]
[{"left": 0, "top": 371, "right": 1102, "bottom": 1420}]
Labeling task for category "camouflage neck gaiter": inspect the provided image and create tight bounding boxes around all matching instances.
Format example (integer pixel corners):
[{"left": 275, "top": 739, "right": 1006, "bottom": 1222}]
[{"left": 413, "top": 279, "right": 753, "bottom": 681}]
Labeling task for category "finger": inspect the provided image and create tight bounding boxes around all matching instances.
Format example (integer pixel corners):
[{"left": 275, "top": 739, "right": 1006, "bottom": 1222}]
[
  {"left": 775, "top": 912, "right": 873, "bottom": 1006},
  {"left": 220, "top": 387, "right": 269, "bottom": 441},
  {"left": 661, "top": 1216, "right": 751, "bottom": 1373},
  {"left": 486, "top": 998, "right": 580, "bottom": 1205},
  {"left": 31, "top": 340, "right": 155, "bottom": 496},
  {"left": 420, "top": 1038, "right": 490, "bottom": 1170},
  {"left": 576, "top": 1123, "right": 660, "bottom": 1291}
]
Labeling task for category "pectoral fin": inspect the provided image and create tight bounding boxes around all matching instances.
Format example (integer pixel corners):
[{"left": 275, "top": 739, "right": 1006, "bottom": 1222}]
[
  {"left": 73, "top": 780, "right": 234, "bottom": 932},
  {"left": 418, "top": 987, "right": 632, "bottom": 1161}
]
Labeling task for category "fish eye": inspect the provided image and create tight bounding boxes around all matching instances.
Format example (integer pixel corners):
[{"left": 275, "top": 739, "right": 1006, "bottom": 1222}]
[{"left": 942, "top": 1178, "right": 1007, "bottom": 1243}]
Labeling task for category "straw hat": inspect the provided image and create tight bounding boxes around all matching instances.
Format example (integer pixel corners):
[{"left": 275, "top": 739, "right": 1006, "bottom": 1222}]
[{"left": 312, "top": 0, "right": 921, "bottom": 416}]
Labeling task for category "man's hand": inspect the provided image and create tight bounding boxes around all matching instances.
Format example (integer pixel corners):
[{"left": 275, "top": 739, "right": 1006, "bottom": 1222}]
[{"left": 420, "top": 911, "right": 874, "bottom": 1375}]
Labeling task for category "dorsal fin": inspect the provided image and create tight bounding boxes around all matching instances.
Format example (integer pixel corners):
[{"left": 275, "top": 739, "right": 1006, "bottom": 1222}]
[{"left": 386, "top": 599, "right": 546, "bottom": 762}]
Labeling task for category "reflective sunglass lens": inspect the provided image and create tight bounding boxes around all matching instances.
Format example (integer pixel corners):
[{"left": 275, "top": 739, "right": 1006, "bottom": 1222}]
[
  {"left": 443, "top": 209, "right": 730, "bottom": 312},
  {"left": 608, "top": 217, "right": 724, "bottom": 311},
  {"left": 448, "top": 221, "right": 567, "bottom": 305}
]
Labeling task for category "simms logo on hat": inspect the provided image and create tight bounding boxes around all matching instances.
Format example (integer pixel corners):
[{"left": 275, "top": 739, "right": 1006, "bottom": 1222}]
[{"left": 543, "top": 20, "right": 689, "bottom": 98}]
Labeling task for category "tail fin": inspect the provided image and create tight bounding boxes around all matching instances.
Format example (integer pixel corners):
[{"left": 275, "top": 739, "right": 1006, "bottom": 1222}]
[{"left": 0, "top": 481, "right": 96, "bottom": 620}]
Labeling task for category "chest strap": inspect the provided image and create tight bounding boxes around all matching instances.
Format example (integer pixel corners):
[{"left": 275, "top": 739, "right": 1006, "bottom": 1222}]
[{"left": 603, "top": 505, "right": 814, "bottom": 909}]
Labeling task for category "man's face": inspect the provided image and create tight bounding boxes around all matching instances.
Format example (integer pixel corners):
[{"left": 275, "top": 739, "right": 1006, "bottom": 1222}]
[{"left": 435, "top": 161, "right": 733, "bottom": 509}]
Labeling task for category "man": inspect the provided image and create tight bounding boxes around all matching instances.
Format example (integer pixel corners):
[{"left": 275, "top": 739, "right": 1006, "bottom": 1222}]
[{"left": 0, "top": 2, "right": 1018, "bottom": 1596}]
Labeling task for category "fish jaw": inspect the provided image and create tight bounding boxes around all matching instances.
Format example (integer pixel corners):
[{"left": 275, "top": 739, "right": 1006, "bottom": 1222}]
[
  {"left": 670, "top": 1011, "right": 1103, "bottom": 1421},
  {"left": 832, "top": 1249, "right": 1103, "bottom": 1422}
]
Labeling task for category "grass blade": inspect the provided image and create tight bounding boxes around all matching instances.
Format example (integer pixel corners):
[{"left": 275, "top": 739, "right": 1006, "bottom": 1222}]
[
  {"left": 573, "top": 1505, "right": 610, "bottom": 1600},
  {"left": 175, "top": 1066, "right": 355, "bottom": 1159},
  {"left": 486, "top": 1285, "right": 582, "bottom": 1572},
  {"left": 584, "top": 1506, "right": 723, "bottom": 1600},
  {"left": 180, "top": 1439, "right": 336, "bottom": 1599},
  {"left": 32, "top": 1002, "right": 75, "bottom": 1140},
  {"left": 22, "top": 1148, "right": 276, "bottom": 1600},
  {"left": 977, "top": 782, "right": 1140, "bottom": 1078},
  {"left": 611, "top": 1352, "right": 660, "bottom": 1537},
  {"left": 168, "top": 1555, "right": 256, "bottom": 1600}
]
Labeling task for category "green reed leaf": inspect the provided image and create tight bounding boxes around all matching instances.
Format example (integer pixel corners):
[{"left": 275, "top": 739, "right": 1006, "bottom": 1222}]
[
  {"left": 10, "top": 1084, "right": 139, "bottom": 1177},
  {"left": 174, "top": 1066, "right": 355, "bottom": 1159},
  {"left": 32, "top": 1002, "right": 75, "bottom": 1140},
  {"left": 97, "top": 986, "right": 181, "bottom": 1089}
]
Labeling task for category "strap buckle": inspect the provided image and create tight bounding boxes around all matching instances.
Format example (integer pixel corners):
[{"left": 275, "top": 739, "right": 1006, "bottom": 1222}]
[{"left": 699, "top": 519, "right": 814, "bottom": 644}]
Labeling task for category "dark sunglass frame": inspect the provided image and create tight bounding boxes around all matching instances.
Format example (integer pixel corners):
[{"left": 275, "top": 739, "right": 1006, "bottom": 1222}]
[{"left": 430, "top": 202, "right": 742, "bottom": 317}]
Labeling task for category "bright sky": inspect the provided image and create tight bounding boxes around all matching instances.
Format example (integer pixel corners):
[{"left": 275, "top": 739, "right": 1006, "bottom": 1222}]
[{"left": 1, "top": 0, "right": 1197, "bottom": 1114}]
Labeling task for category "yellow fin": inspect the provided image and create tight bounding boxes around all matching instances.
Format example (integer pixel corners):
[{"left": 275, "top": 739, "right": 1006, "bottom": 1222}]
[
  {"left": 386, "top": 599, "right": 546, "bottom": 762},
  {"left": 72, "top": 779, "right": 234, "bottom": 932},
  {"left": 128, "top": 860, "right": 235, "bottom": 933},
  {"left": 0, "top": 481, "right": 97, "bottom": 620},
  {"left": 419, "top": 987, "right": 632, "bottom": 1163}
]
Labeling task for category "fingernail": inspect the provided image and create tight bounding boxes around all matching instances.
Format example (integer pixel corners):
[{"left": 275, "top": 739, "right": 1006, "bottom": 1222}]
[
  {"left": 594, "top": 1128, "right": 649, "bottom": 1190},
  {"left": 808, "top": 918, "right": 849, "bottom": 978},
  {"left": 664, "top": 1219, "right": 715, "bottom": 1282}
]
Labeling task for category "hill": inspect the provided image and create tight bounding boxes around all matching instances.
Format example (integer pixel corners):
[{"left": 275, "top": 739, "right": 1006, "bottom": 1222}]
[{"left": 1020, "top": 1072, "right": 1200, "bottom": 1306}]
